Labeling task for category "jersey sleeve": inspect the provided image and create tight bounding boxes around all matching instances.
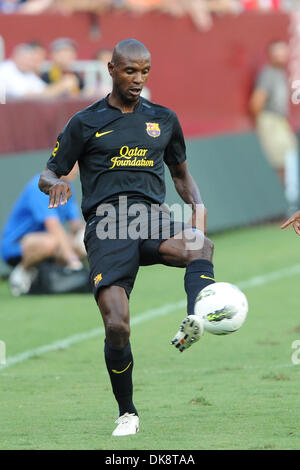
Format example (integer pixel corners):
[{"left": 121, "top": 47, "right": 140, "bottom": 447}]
[
  {"left": 47, "top": 114, "right": 85, "bottom": 176},
  {"left": 163, "top": 112, "right": 187, "bottom": 166}
]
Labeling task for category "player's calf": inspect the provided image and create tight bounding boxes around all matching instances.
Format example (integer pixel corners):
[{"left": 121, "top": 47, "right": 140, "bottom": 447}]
[{"left": 170, "top": 242, "right": 216, "bottom": 352}]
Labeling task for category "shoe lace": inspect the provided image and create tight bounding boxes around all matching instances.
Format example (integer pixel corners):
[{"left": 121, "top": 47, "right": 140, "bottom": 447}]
[{"left": 115, "top": 413, "right": 136, "bottom": 425}]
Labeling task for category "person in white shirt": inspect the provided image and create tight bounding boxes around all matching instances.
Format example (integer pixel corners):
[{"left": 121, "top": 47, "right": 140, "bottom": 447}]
[{"left": 0, "top": 42, "right": 80, "bottom": 99}]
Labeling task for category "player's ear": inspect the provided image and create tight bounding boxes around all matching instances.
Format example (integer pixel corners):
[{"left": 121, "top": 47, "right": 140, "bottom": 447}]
[{"left": 108, "top": 61, "right": 114, "bottom": 77}]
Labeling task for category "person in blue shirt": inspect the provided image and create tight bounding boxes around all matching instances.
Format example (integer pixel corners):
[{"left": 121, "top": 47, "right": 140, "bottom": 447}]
[{"left": 1, "top": 164, "right": 86, "bottom": 296}]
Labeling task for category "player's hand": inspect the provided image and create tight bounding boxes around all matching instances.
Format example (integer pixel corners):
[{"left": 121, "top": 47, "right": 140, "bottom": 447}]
[
  {"left": 48, "top": 181, "right": 72, "bottom": 208},
  {"left": 281, "top": 210, "right": 300, "bottom": 236}
]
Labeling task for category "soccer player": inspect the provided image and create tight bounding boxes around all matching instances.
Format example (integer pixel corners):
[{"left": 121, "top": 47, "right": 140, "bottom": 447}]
[{"left": 38, "top": 38, "right": 216, "bottom": 436}]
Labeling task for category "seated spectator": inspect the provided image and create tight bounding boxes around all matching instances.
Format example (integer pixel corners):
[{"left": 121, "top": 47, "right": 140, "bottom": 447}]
[
  {"left": 120, "top": 0, "right": 240, "bottom": 31},
  {"left": 54, "top": 0, "right": 112, "bottom": 15},
  {"left": 123, "top": 0, "right": 162, "bottom": 11},
  {"left": 0, "top": 43, "right": 46, "bottom": 98},
  {"left": 94, "top": 48, "right": 114, "bottom": 97},
  {"left": 0, "top": 42, "right": 80, "bottom": 99},
  {"left": 82, "top": 48, "right": 114, "bottom": 99},
  {"left": 19, "top": 0, "right": 55, "bottom": 14},
  {"left": 0, "top": 0, "right": 110, "bottom": 15},
  {"left": 41, "top": 38, "right": 84, "bottom": 96},
  {"left": 0, "top": 0, "right": 242, "bottom": 31},
  {"left": 27, "top": 40, "right": 47, "bottom": 76},
  {"left": 0, "top": 164, "right": 87, "bottom": 296}
]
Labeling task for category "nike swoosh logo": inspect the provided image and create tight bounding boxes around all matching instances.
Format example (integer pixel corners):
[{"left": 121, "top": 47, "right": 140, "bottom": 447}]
[
  {"left": 112, "top": 361, "right": 132, "bottom": 374},
  {"left": 200, "top": 274, "right": 215, "bottom": 281},
  {"left": 95, "top": 130, "right": 114, "bottom": 138}
]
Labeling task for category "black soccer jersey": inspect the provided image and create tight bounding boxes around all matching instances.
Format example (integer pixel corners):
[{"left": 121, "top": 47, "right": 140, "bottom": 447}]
[{"left": 47, "top": 96, "right": 186, "bottom": 221}]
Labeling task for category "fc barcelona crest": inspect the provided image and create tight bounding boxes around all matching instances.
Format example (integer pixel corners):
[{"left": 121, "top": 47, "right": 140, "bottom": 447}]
[
  {"left": 94, "top": 273, "right": 102, "bottom": 287},
  {"left": 146, "top": 122, "right": 161, "bottom": 138}
]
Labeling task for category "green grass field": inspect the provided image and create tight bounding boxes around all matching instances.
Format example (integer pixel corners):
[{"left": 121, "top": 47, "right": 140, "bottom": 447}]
[{"left": 1, "top": 223, "right": 300, "bottom": 450}]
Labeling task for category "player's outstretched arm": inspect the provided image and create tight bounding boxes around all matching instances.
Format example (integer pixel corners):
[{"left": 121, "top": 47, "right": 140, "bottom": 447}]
[
  {"left": 168, "top": 161, "right": 207, "bottom": 234},
  {"left": 281, "top": 211, "right": 300, "bottom": 235},
  {"left": 39, "top": 168, "right": 72, "bottom": 209}
]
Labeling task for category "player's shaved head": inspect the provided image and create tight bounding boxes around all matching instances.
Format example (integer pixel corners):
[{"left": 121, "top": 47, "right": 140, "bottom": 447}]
[
  {"left": 108, "top": 38, "right": 151, "bottom": 109},
  {"left": 111, "top": 39, "right": 151, "bottom": 65}
]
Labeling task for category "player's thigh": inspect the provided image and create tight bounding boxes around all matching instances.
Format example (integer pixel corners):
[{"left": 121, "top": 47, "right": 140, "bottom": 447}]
[{"left": 158, "top": 228, "right": 214, "bottom": 267}]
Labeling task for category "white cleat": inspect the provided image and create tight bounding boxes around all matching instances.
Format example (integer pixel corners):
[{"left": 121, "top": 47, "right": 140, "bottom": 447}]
[
  {"left": 171, "top": 314, "right": 204, "bottom": 352},
  {"left": 9, "top": 264, "right": 37, "bottom": 297},
  {"left": 112, "top": 413, "right": 139, "bottom": 437}
]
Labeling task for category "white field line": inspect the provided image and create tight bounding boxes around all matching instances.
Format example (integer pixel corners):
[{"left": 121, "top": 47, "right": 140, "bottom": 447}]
[{"left": 1, "top": 263, "right": 300, "bottom": 371}]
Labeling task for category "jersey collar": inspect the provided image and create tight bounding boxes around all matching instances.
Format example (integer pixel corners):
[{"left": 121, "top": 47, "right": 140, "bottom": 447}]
[{"left": 104, "top": 94, "right": 143, "bottom": 114}]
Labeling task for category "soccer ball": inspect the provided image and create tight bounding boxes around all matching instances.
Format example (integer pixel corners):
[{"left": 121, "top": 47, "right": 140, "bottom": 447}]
[{"left": 194, "top": 282, "right": 248, "bottom": 335}]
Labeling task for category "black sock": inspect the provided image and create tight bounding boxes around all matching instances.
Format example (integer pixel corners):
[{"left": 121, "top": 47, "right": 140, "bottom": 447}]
[
  {"left": 104, "top": 340, "right": 138, "bottom": 417},
  {"left": 184, "top": 259, "right": 215, "bottom": 315}
]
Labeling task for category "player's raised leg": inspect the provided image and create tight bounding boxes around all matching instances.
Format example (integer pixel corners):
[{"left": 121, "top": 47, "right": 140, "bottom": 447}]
[
  {"left": 97, "top": 285, "right": 139, "bottom": 436},
  {"left": 159, "top": 228, "right": 215, "bottom": 352}
]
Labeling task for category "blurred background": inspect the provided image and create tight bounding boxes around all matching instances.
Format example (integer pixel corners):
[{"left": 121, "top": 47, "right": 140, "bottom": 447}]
[{"left": 1, "top": 0, "right": 300, "bottom": 277}]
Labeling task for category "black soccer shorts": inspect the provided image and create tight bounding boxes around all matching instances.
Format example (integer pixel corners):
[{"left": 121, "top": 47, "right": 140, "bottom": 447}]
[{"left": 84, "top": 202, "right": 186, "bottom": 301}]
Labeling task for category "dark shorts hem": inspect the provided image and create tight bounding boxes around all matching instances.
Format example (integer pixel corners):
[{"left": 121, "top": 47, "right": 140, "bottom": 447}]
[{"left": 93, "top": 281, "right": 133, "bottom": 303}]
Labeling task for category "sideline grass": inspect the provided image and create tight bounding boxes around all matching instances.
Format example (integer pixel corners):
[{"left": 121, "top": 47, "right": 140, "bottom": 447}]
[{"left": 0, "top": 224, "right": 300, "bottom": 449}]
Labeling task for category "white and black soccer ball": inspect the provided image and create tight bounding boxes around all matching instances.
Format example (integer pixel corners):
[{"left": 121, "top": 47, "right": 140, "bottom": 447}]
[{"left": 194, "top": 282, "right": 248, "bottom": 335}]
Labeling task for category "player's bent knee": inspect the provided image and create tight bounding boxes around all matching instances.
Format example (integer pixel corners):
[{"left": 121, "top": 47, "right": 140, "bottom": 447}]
[
  {"left": 177, "top": 228, "right": 204, "bottom": 264},
  {"left": 185, "top": 235, "right": 214, "bottom": 264}
]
